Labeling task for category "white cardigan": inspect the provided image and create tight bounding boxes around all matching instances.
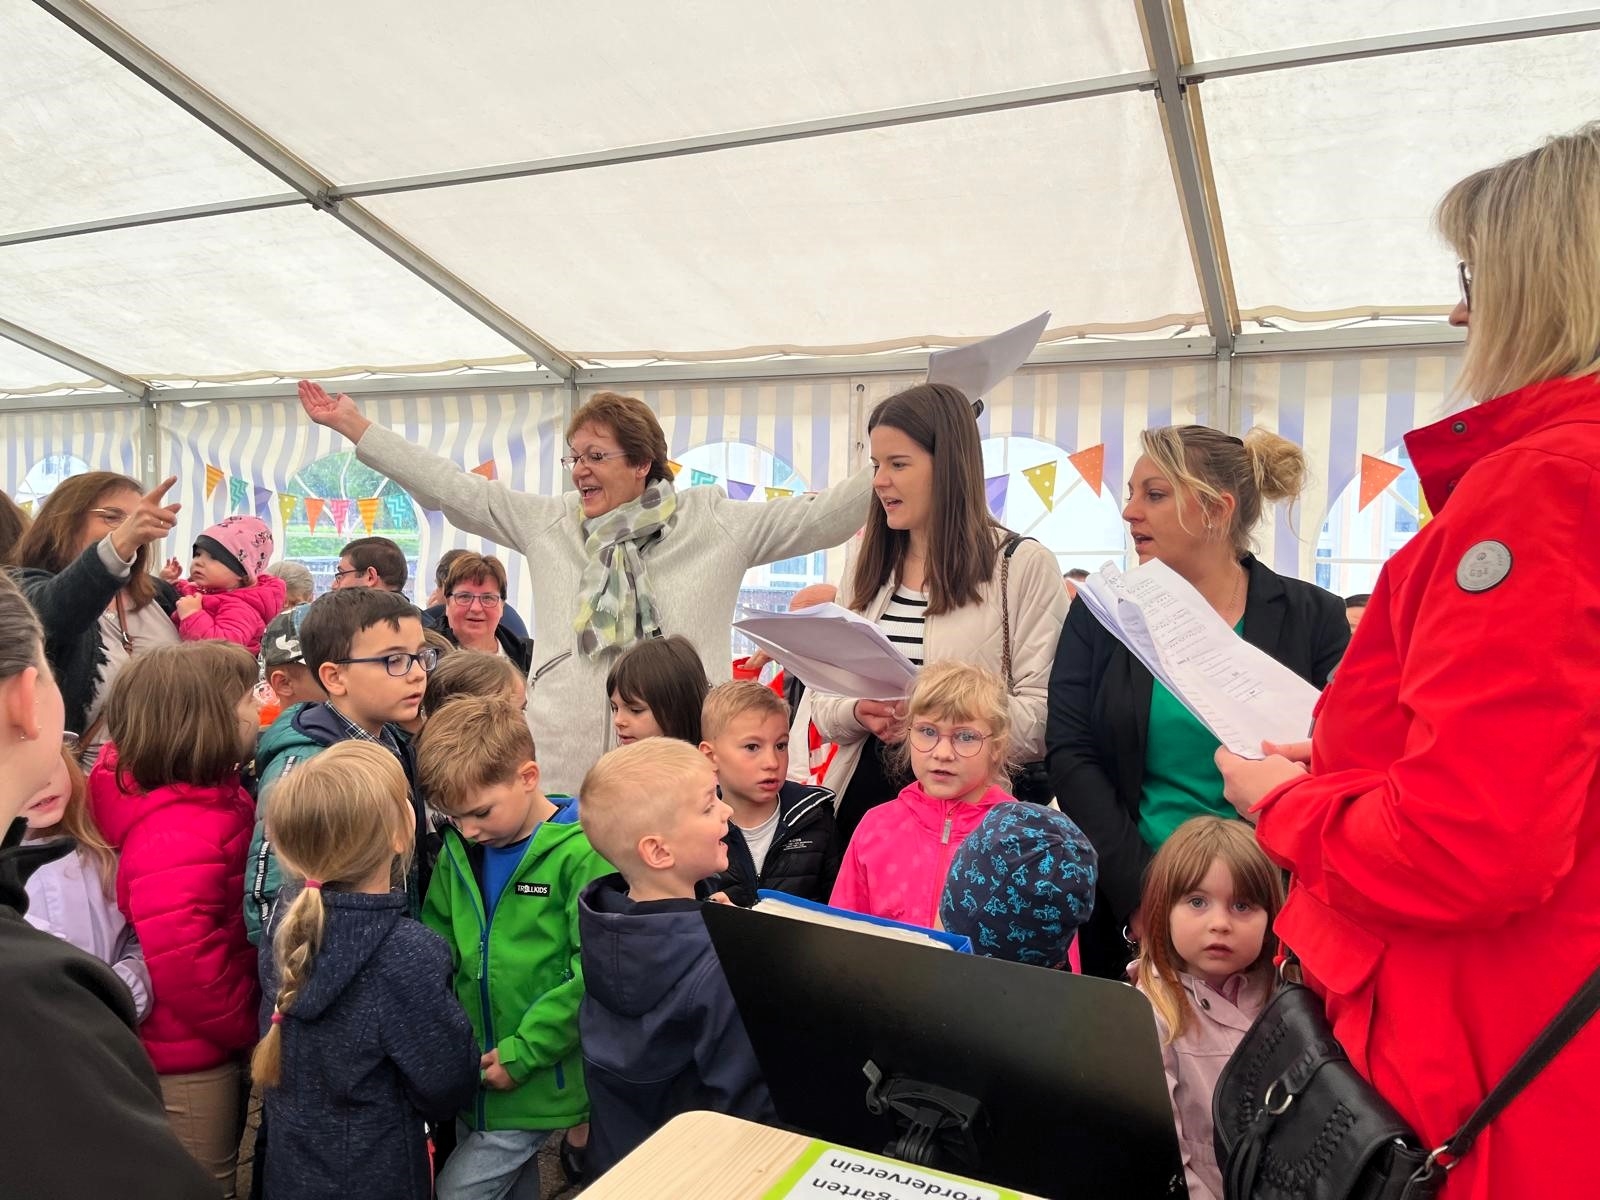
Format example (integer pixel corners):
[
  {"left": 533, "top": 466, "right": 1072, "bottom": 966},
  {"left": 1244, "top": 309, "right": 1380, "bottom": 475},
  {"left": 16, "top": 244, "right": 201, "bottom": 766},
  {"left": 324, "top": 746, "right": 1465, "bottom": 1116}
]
[
  {"left": 357, "top": 423, "right": 872, "bottom": 795},
  {"left": 806, "top": 534, "right": 1069, "bottom": 797}
]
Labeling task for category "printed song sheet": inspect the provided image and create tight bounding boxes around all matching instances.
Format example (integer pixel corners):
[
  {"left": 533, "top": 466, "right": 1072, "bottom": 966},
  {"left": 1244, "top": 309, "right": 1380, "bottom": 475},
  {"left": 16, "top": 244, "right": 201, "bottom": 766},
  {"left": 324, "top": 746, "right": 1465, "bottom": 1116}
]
[
  {"left": 1076, "top": 560, "right": 1319, "bottom": 758},
  {"left": 732, "top": 603, "right": 919, "bottom": 701}
]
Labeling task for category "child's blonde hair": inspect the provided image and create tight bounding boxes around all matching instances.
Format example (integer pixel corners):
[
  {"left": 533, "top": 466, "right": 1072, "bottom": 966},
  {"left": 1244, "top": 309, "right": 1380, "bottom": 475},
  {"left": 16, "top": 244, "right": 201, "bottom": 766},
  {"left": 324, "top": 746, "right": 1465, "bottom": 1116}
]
[
  {"left": 34, "top": 747, "right": 116, "bottom": 894},
  {"left": 422, "top": 650, "right": 521, "bottom": 717},
  {"left": 1136, "top": 816, "right": 1285, "bottom": 1044},
  {"left": 579, "top": 738, "right": 715, "bottom": 872},
  {"left": 416, "top": 698, "right": 536, "bottom": 816},
  {"left": 894, "top": 662, "right": 1014, "bottom": 784},
  {"left": 251, "top": 743, "right": 415, "bottom": 1087},
  {"left": 701, "top": 679, "right": 788, "bottom": 743}
]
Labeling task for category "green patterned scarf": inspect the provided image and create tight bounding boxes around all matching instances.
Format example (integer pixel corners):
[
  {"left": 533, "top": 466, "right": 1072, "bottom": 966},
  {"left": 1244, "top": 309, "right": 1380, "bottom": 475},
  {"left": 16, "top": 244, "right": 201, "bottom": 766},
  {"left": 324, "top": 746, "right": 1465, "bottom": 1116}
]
[{"left": 573, "top": 481, "right": 678, "bottom": 659}]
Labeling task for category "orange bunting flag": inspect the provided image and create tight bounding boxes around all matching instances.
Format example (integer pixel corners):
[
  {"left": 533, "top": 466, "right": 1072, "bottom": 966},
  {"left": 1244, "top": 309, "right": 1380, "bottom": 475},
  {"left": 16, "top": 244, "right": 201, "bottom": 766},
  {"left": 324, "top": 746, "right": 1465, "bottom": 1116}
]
[
  {"left": 1357, "top": 454, "right": 1406, "bottom": 513},
  {"left": 667, "top": 460, "right": 683, "bottom": 478},
  {"left": 1021, "top": 461, "right": 1058, "bottom": 511},
  {"left": 470, "top": 460, "right": 496, "bottom": 481},
  {"left": 204, "top": 464, "right": 226, "bottom": 499},
  {"left": 304, "top": 497, "right": 325, "bottom": 533},
  {"left": 1067, "top": 444, "right": 1105, "bottom": 496},
  {"left": 276, "top": 494, "right": 298, "bottom": 528},
  {"left": 764, "top": 486, "right": 794, "bottom": 502},
  {"left": 357, "top": 497, "right": 380, "bottom": 534}
]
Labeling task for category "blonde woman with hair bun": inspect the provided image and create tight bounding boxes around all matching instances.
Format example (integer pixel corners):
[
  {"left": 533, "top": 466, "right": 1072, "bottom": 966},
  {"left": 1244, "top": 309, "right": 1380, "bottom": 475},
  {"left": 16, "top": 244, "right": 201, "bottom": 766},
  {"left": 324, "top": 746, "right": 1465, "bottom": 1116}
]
[
  {"left": 1217, "top": 123, "right": 1600, "bottom": 1198},
  {"left": 1047, "top": 423, "right": 1348, "bottom": 979}
]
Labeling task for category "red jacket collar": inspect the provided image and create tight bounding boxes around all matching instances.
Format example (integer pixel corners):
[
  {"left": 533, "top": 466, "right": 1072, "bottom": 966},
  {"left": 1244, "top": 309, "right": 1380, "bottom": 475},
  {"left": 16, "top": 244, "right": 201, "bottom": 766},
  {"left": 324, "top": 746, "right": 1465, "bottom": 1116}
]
[{"left": 1405, "top": 373, "right": 1600, "bottom": 515}]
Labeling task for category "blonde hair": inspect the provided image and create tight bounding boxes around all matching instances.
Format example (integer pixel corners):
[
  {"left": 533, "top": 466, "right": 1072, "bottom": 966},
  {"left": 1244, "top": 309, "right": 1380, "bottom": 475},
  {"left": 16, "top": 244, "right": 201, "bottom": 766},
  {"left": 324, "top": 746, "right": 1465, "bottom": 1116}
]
[
  {"left": 422, "top": 650, "right": 521, "bottom": 717},
  {"left": 1140, "top": 425, "right": 1305, "bottom": 556},
  {"left": 1437, "top": 122, "right": 1600, "bottom": 402},
  {"left": 895, "top": 662, "right": 1014, "bottom": 784},
  {"left": 1135, "top": 817, "right": 1285, "bottom": 1044},
  {"left": 251, "top": 743, "right": 415, "bottom": 1087},
  {"left": 701, "top": 679, "right": 788, "bottom": 743},
  {"left": 416, "top": 698, "right": 536, "bottom": 816},
  {"left": 579, "top": 738, "right": 715, "bottom": 871},
  {"left": 29, "top": 748, "right": 116, "bottom": 894}
]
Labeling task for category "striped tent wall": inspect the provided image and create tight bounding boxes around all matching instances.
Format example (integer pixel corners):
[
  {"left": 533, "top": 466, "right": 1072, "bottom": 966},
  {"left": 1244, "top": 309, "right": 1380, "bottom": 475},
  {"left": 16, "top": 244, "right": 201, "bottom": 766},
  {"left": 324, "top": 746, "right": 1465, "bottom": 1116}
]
[
  {"left": 158, "top": 388, "right": 564, "bottom": 612},
  {"left": 1239, "top": 349, "right": 1465, "bottom": 580},
  {"left": 590, "top": 379, "right": 858, "bottom": 492},
  {"left": 0, "top": 405, "right": 145, "bottom": 494}
]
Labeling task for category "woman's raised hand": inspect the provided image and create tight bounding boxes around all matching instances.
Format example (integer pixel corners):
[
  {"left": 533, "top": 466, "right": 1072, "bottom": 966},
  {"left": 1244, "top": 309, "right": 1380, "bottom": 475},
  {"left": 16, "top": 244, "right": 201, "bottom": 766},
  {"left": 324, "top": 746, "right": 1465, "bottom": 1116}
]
[
  {"left": 109, "top": 477, "right": 182, "bottom": 562},
  {"left": 297, "top": 380, "right": 372, "bottom": 443}
]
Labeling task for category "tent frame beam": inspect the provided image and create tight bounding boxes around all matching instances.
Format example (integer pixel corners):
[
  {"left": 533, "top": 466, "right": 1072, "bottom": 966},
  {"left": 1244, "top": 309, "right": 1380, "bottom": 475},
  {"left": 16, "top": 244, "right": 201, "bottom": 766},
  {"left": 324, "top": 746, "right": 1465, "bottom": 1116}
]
[
  {"left": 0, "top": 315, "right": 148, "bottom": 399},
  {"left": 32, "top": 0, "right": 578, "bottom": 380}
]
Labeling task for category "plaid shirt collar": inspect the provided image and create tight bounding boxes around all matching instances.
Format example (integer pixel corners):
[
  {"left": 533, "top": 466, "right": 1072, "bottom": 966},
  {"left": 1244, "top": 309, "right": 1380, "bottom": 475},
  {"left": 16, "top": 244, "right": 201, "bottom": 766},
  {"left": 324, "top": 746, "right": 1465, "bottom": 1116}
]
[{"left": 326, "top": 704, "right": 402, "bottom": 754}]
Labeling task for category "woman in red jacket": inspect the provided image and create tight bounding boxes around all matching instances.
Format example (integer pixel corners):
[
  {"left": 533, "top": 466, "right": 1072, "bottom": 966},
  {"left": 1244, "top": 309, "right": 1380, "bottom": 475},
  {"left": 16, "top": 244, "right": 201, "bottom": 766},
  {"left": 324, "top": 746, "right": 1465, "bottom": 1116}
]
[
  {"left": 1219, "top": 124, "right": 1600, "bottom": 1199},
  {"left": 91, "top": 641, "right": 263, "bottom": 1197}
]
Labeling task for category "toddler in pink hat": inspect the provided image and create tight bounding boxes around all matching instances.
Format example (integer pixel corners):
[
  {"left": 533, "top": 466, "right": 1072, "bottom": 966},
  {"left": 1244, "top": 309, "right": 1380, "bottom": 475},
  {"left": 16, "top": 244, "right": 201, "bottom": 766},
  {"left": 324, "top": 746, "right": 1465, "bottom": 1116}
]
[{"left": 160, "top": 515, "right": 287, "bottom": 655}]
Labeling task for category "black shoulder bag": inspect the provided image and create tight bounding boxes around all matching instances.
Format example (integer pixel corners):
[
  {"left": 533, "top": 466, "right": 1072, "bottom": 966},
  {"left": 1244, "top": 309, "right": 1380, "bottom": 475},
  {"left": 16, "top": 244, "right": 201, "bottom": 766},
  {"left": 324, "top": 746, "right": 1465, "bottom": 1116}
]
[
  {"left": 998, "top": 533, "right": 1052, "bottom": 806},
  {"left": 1215, "top": 952, "right": 1600, "bottom": 1199}
]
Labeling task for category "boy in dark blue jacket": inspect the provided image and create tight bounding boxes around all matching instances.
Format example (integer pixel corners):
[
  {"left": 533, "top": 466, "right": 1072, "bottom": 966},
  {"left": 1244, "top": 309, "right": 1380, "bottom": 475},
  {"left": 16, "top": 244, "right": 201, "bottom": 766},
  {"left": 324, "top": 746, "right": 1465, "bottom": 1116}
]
[
  {"left": 577, "top": 738, "right": 774, "bottom": 1178},
  {"left": 697, "top": 680, "right": 841, "bottom": 908}
]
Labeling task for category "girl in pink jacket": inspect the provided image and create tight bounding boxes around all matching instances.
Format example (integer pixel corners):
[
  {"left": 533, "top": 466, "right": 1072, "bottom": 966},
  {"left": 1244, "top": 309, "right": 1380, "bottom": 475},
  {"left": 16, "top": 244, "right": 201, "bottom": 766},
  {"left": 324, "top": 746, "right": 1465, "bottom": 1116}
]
[
  {"left": 160, "top": 515, "right": 285, "bottom": 656},
  {"left": 1131, "top": 817, "right": 1285, "bottom": 1200},
  {"left": 829, "top": 663, "right": 1014, "bottom": 929}
]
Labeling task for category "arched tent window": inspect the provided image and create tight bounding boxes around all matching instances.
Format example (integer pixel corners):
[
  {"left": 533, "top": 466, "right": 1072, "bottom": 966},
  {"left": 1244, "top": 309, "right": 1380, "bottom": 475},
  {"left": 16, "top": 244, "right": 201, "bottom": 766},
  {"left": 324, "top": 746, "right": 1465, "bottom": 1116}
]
[
  {"left": 17, "top": 453, "right": 89, "bottom": 506},
  {"left": 1314, "top": 445, "right": 1422, "bottom": 596},
  {"left": 980, "top": 437, "right": 1127, "bottom": 574},
  {"left": 281, "top": 451, "right": 421, "bottom": 595},
  {"left": 675, "top": 441, "right": 826, "bottom": 658}
]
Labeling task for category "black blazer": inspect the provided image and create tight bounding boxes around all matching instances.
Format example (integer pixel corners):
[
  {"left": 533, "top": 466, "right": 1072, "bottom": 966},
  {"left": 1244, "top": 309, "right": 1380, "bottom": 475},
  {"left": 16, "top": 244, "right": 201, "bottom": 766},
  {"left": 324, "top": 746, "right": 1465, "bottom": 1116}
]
[
  {"left": 440, "top": 622, "right": 533, "bottom": 675},
  {"left": 1046, "top": 556, "right": 1348, "bottom": 936}
]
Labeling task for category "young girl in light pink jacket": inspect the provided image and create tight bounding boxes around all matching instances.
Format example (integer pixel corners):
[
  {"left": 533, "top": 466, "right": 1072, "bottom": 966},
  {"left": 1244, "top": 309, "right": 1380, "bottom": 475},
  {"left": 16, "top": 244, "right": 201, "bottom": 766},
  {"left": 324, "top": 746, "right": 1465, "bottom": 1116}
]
[
  {"left": 829, "top": 663, "right": 1014, "bottom": 929},
  {"left": 1132, "top": 816, "right": 1285, "bottom": 1200}
]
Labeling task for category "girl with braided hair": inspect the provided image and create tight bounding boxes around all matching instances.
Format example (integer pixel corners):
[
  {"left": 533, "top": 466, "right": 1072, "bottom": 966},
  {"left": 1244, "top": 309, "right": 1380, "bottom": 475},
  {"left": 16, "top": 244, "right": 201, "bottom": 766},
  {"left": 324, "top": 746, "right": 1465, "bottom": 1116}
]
[{"left": 253, "top": 742, "right": 477, "bottom": 1200}]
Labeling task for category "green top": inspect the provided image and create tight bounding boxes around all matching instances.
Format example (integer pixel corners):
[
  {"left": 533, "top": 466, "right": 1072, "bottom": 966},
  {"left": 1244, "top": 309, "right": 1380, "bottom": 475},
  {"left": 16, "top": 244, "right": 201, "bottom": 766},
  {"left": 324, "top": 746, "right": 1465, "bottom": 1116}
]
[{"left": 1138, "top": 619, "right": 1245, "bottom": 850}]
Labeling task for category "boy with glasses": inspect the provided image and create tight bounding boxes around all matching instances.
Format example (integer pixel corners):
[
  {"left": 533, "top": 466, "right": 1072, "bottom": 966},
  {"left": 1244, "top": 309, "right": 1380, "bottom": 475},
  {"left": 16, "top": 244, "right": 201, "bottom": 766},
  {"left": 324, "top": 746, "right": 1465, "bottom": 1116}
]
[{"left": 244, "top": 588, "right": 439, "bottom": 945}]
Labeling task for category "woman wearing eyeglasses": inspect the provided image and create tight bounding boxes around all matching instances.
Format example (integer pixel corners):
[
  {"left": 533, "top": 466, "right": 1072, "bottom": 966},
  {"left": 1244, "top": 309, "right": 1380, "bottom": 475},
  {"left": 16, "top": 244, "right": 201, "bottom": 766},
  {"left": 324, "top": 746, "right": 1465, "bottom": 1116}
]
[
  {"left": 435, "top": 551, "right": 533, "bottom": 673},
  {"left": 14, "top": 472, "right": 184, "bottom": 768},
  {"left": 1216, "top": 126, "right": 1600, "bottom": 1198},
  {"left": 299, "top": 384, "right": 872, "bottom": 794}
]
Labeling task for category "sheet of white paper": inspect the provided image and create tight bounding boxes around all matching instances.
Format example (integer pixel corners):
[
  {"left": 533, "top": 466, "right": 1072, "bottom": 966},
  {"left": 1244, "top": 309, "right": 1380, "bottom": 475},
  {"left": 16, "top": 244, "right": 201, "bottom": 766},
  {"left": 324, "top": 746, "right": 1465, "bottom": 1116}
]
[
  {"left": 1080, "top": 560, "right": 1320, "bottom": 758},
  {"left": 732, "top": 603, "right": 919, "bottom": 701},
  {"left": 926, "top": 310, "right": 1051, "bottom": 400}
]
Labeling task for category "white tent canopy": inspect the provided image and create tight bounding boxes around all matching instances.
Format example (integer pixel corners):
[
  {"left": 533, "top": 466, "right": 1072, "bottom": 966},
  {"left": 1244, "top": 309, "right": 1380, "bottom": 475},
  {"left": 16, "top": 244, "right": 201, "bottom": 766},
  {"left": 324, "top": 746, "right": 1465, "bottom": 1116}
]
[{"left": 5, "top": 0, "right": 1598, "bottom": 400}]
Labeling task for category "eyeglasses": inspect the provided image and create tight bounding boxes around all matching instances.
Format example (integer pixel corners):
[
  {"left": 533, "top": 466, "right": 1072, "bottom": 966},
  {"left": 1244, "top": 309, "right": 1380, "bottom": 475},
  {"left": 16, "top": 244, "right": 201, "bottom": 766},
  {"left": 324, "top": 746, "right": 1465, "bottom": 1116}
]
[
  {"left": 1457, "top": 261, "right": 1472, "bottom": 312},
  {"left": 89, "top": 507, "right": 129, "bottom": 527},
  {"left": 61, "top": 731, "right": 81, "bottom": 751},
  {"left": 334, "top": 648, "right": 441, "bottom": 677},
  {"left": 908, "top": 723, "right": 994, "bottom": 758},
  {"left": 560, "top": 449, "right": 631, "bottom": 470},
  {"left": 330, "top": 566, "right": 362, "bottom": 582},
  {"left": 448, "top": 592, "right": 503, "bottom": 611}
]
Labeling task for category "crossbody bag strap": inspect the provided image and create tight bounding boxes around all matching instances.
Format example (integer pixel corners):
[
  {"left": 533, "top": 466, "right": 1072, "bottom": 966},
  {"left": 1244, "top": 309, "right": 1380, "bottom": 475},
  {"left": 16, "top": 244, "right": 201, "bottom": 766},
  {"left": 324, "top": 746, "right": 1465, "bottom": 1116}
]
[
  {"left": 1426, "top": 961, "right": 1600, "bottom": 1176},
  {"left": 998, "top": 534, "right": 1025, "bottom": 692}
]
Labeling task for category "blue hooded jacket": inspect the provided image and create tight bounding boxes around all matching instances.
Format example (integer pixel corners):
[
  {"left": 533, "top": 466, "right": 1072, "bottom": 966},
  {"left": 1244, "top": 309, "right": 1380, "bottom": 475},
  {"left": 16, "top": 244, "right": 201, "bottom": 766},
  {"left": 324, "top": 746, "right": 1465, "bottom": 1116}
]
[
  {"left": 259, "top": 890, "right": 477, "bottom": 1200},
  {"left": 577, "top": 874, "right": 774, "bottom": 1177}
]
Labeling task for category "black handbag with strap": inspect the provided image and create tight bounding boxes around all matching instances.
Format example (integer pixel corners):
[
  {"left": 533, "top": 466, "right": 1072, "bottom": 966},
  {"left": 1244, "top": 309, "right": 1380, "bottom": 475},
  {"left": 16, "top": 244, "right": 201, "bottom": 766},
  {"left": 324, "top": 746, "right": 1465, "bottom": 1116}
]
[
  {"left": 1214, "top": 953, "right": 1600, "bottom": 1199},
  {"left": 998, "top": 533, "right": 1052, "bottom": 805}
]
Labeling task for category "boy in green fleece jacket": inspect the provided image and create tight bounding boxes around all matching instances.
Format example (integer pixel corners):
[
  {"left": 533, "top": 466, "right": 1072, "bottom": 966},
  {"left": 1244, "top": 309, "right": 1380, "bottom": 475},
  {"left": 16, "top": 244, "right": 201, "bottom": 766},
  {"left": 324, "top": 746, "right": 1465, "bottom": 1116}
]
[{"left": 418, "top": 697, "right": 610, "bottom": 1200}]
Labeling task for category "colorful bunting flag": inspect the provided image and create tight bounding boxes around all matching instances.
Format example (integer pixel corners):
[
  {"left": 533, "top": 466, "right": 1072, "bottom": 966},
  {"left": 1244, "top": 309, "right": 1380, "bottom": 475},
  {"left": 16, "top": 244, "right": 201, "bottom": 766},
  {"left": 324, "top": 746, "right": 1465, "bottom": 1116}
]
[
  {"left": 205, "top": 464, "right": 226, "bottom": 500},
  {"left": 328, "top": 498, "right": 351, "bottom": 534},
  {"left": 667, "top": 460, "right": 683, "bottom": 478},
  {"left": 765, "top": 487, "right": 794, "bottom": 502},
  {"left": 228, "top": 477, "right": 250, "bottom": 513},
  {"left": 304, "top": 497, "right": 325, "bottom": 534},
  {"left": 1357, "top": 454, "right": 1406, "bottom": 513},
  {"left": 725, "top": 480, "right": 756, "bottom": 501},
  {"left": 470, "top": 460, "right": 496, "bottom": 481},
  {"left": 277, "top": 493, "right": 298, "bottom": 528},
  {"left": 20, "top": 500, "right": 34, "bottom": 517},
  {"left": 1021, "top": 461, "right": 1058, "bottom": 511},
  {"left": 384, "top": 492, "right": 411, "bottom": 527},
  {"left": 1418, "top": 490, "right": 1432, "bottom": 528},
  {"left": 252, "top": 486, "right": 274, "bottom": 523},
  {"left": 357, "top": 497, "right": 380, "bottom": 534},
  {"left": 690, "top": 469, "right": 717, "bottom": 487},
  {"left": 984, "top": 474, "right": 1009, "bottom": 517},
  {"left": 1067, "top": 444, "right": 1105, "bottom": 496}
]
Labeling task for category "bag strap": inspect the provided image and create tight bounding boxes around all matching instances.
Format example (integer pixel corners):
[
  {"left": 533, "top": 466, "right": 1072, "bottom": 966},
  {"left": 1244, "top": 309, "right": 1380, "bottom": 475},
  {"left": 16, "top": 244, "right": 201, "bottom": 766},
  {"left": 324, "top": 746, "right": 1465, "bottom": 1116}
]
[
  {"left": 1428, "top": 961, "right": 1600, "bottom": 1174},
  {"left": 998, "top": 534, "right": 1027, "bottom": 692}
]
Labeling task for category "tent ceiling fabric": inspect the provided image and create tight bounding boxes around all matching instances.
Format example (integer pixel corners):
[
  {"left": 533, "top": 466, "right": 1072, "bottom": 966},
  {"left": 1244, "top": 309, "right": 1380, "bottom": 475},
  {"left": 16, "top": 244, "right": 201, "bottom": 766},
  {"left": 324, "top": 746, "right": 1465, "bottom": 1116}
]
[{"left": 0, "top": 0, "right": 1590, "bottom": 394}]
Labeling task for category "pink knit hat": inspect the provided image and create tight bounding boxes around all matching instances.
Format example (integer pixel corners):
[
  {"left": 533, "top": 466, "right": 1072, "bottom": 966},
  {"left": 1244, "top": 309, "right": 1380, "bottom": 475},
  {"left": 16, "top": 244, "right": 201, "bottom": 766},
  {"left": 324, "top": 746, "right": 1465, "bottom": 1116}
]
[{"left": 194, "top": 515, "right": 274, "bottom": 584}]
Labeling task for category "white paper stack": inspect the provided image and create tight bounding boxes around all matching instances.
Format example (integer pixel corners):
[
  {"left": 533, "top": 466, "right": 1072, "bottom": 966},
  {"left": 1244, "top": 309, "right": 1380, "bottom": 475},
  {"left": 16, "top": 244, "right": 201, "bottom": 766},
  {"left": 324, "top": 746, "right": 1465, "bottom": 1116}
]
[
  {"left": 1076, "top": 560, "right": 1320, "bottom": 759},
  {"left": 731, "top": 603, "right": 919, "bottom": 701}
]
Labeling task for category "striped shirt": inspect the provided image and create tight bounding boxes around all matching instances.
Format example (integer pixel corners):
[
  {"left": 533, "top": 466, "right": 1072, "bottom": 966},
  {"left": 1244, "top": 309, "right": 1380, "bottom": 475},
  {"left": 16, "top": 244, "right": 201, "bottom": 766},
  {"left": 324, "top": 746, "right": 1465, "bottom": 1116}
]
[{"left": 880, "top": 588, "right": 928, "bottom": 666}]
